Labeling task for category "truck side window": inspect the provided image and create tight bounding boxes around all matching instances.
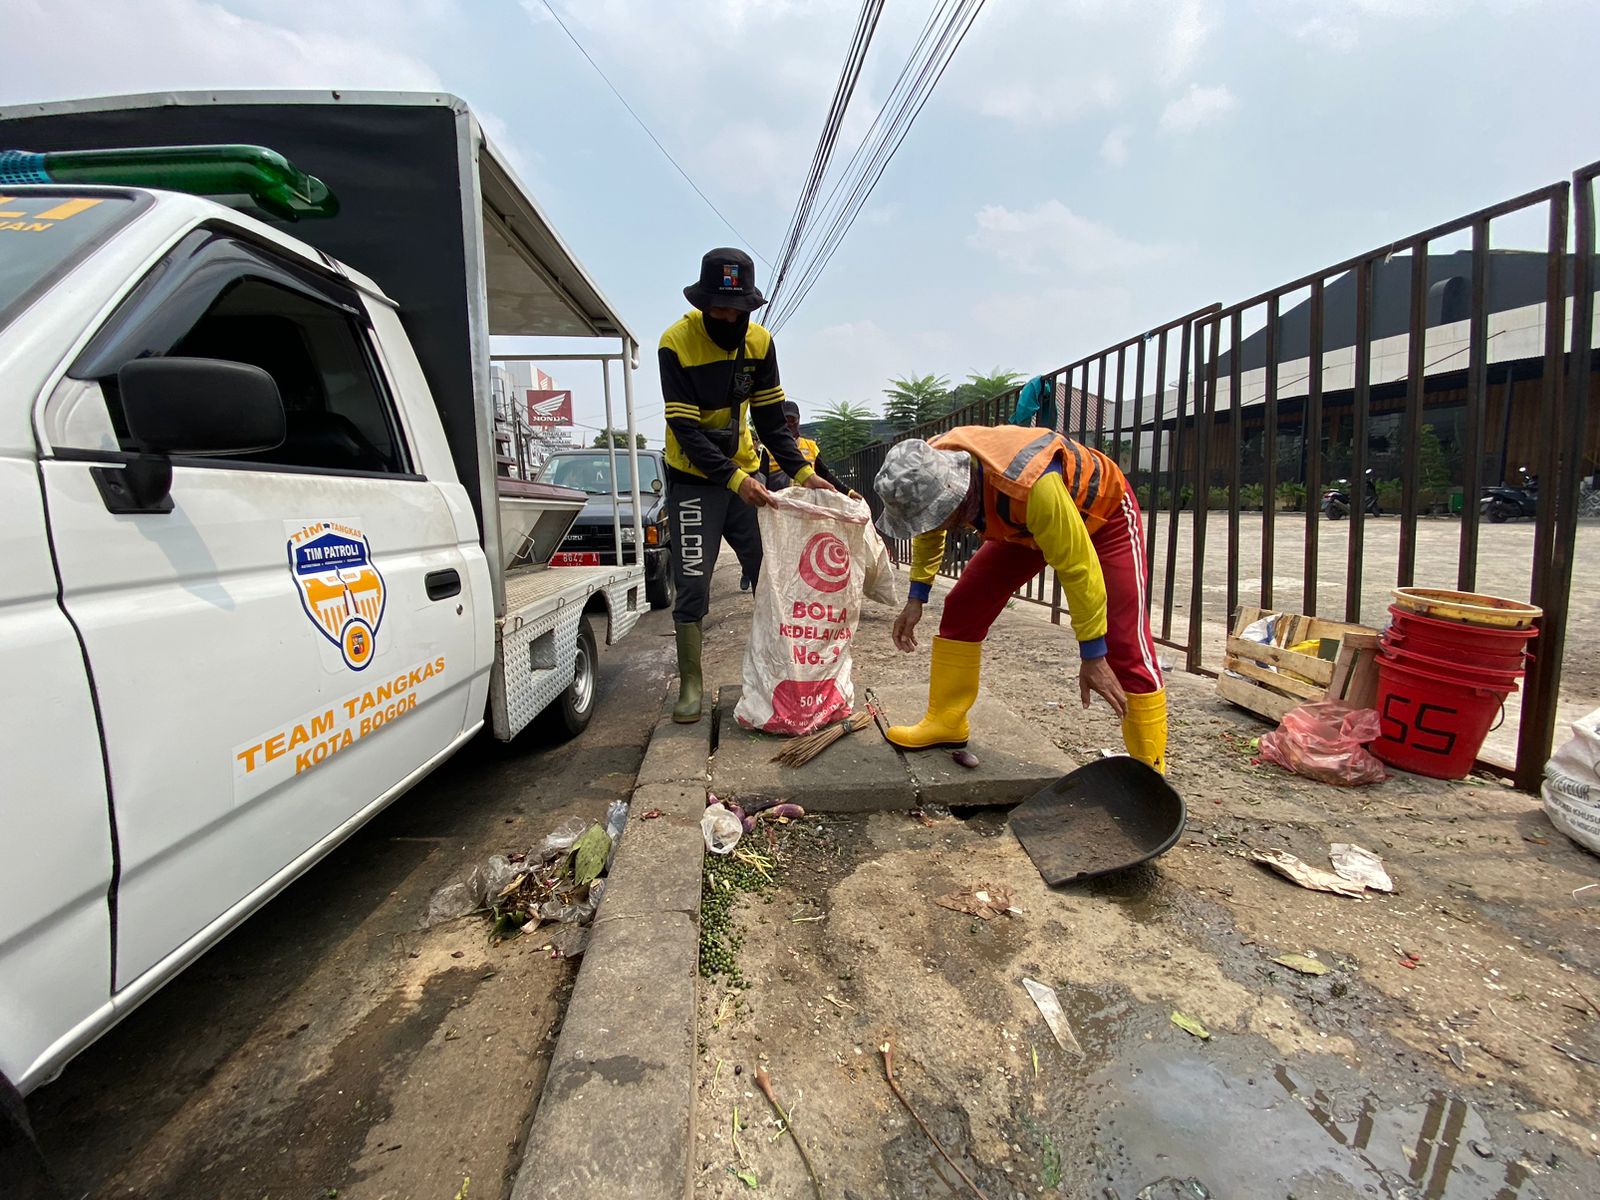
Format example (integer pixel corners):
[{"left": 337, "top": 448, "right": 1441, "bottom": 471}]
[
  {"left": 68, "top": 228, "right": 411, "bottom": 477},
  {"left": 167, "top": 278, "right": 407, "bottom": 475}
]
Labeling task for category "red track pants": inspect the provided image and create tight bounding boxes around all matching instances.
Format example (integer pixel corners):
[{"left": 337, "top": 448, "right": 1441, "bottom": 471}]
[{"left": 937, "top": 493, "right": 1164, "bottom": 695}]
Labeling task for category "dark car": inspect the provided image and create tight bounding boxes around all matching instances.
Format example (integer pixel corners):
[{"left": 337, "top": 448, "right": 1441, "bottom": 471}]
[{"left": 538, "top": 449, "right": 673, "bottom": 609}]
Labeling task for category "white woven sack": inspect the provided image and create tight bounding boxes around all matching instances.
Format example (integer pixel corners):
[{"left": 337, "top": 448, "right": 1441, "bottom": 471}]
[
  {"left": 1542, "top": 707, "right": 1600, "bottom": 856},
  {"left": 735, "top": 490, "right": 876, "bottom": 735}
]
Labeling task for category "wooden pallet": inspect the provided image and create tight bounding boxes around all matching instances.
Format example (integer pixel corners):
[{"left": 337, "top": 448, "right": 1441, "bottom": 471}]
[{"left": 1216, "top": 606, "right": 1381, "bottom": 723}]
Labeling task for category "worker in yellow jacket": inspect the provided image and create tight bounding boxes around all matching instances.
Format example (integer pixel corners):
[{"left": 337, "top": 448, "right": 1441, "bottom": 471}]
[{"left": 873, "top": 426, "right": 1167, "bottom": 772}]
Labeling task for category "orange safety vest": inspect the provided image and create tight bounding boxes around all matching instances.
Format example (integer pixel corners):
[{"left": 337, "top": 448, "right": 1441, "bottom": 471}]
[{"left": 931, "top": 426, "right": 1127, "bottom": 540}]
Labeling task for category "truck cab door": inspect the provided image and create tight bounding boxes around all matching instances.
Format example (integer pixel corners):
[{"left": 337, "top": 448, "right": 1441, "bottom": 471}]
[
  {"left": 35, "top": 227, "right": 483, "bottom": 992},
  {"left": 0, "top": 450, "right": 114, "bottom": 1092}
]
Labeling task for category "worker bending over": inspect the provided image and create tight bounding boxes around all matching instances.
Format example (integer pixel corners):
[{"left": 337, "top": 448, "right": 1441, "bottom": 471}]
[{"left": 873, "top": 426, "right": 1166, "bottom": 772}]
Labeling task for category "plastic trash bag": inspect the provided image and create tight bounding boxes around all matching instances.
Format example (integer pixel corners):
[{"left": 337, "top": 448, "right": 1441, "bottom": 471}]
[
  {"left": 735, "top": 489, "right": 889, "bottom": 736},
  {"left": 1259, "top": 701, "right": 1389, "bottom": 787},
  {"left": 423, "top": 854, "right": 520, "bottom": 926},
  {"left": 534, "top": 817, "right": 590, "bottom": 864},
  {"left": 1542, "top": 707, "right": 1600, "bottom": 855},
  {"left": 702, "top": 803, "right": 744, "bottom": 855},
  {"left": 604, "top": 800, "right": 628, "bottom": 871}
]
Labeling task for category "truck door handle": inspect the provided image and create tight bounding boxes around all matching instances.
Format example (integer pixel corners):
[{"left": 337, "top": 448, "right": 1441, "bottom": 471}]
[{"left": 426, "top": 569, "right": 461, "bottom": 601}]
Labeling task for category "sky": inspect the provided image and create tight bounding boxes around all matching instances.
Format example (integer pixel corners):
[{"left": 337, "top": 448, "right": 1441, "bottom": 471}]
[{"left": 5, "top": 0, "right": 1597, "bottom": 446}]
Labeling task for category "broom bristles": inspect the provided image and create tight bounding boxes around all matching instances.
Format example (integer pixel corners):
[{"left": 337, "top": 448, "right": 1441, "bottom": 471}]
[{"left": 772, "top": 710, "right": 872, "bottom": 766}]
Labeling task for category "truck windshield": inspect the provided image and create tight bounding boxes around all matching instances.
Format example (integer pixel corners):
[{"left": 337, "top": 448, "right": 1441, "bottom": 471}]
[
  {"left": 539, "top": 452, "right": 660, "bottom": 495},
  {"left": 1, "top": 192, "right": 138, "bottom": 332}
]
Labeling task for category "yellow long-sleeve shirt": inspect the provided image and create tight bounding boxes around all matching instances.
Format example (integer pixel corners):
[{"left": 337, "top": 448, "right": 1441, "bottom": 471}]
[{"left": 908, "top": 471, "right": 1108, "bottom": 650}]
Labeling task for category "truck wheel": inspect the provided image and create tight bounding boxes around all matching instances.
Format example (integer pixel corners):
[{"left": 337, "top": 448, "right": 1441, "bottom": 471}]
[
  {"left": 647, "top": 556, "right": 675, "bottom": 610},
  {"left": 547, "top": 617, "right": 598, "bottom": 739},
  {"left": 1, "top": 1072, "right": 61, "bottom": 1200}
]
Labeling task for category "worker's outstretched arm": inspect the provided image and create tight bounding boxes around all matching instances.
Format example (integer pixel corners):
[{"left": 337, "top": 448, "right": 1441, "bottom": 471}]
[
  {"left": 890, "top": 530, "right": 947, "bottom": 652},
  {"left": 1027, "top": 473, "right": 1126, "bottom": 716}
]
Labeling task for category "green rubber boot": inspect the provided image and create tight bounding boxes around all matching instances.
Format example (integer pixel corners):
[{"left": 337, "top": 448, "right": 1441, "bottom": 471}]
[{"left": 672, "top": 621, "right": 704, "bottom": 724}]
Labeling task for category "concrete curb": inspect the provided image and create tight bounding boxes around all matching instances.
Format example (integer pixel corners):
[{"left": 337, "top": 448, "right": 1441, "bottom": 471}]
[{"left": 513, "top": 695, "right": 708, "bottom": 1200}]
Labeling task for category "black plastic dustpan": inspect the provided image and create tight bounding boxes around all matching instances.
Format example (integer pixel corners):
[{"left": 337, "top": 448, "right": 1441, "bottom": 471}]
[{"left": 1008, "top": 756, "right": 1187, "bottom": 886}]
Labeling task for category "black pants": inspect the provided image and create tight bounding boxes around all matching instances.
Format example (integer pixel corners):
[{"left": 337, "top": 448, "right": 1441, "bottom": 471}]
[{"left": 668, "top": 477, "right": 763, "bottom": 624}]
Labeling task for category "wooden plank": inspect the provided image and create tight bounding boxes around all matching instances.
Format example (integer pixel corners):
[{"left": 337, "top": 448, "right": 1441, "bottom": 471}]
[
  {"left": 1343, "top": 635, "right": 1381, "bottom": 710},
  {"left": 1225, "top": 638, "right": 1335, "bottom": 685},
  {"left": 1326, "top": 642, "right": 1358, "bottom": 700},
  {"left": 1226, "top": 658, "right": 1325, "bottom": 700},
  {"left": 1216, "top": 672, "right": 1296, "bottom": 722},
  {"left": 1233, "top": 606, "right": 1265, "bottom": 636}
]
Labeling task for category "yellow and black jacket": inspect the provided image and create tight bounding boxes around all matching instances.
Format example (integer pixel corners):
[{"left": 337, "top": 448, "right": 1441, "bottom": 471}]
[
  {"left": 659, "top": 312, "right": 815, "bottom": 493},
  {"left": 757, "top": 433, "right": 845, "bottom": 490}
]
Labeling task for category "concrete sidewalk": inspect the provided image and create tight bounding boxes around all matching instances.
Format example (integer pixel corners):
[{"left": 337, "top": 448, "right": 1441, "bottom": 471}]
[{"left": 513, "top": 698, "right": 709, "bottom": 1200}]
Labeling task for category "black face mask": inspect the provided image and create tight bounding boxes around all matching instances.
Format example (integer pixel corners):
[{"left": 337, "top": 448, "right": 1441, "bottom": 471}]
[{"left": 702, "top": 311, "right": 749, "bottom": 352}]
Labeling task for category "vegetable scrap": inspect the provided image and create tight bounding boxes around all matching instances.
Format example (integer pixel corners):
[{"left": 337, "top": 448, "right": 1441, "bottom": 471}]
[
  {"left": 755, "top": 1064, "right": 824, "bottom": 1198},
  {"left": 880, "top": 1039, "right": 993, "bottom": 1200},
  {"left": 1170, "top": 1012, "right": 1212, "bottom": 1040}
]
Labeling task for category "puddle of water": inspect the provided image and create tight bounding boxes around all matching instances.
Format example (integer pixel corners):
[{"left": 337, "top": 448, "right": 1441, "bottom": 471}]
[{"left": 1088, "top": 1049, "right": 1530, "bottom": 1199}]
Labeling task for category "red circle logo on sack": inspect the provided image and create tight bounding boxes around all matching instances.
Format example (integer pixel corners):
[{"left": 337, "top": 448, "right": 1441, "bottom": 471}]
[{"left": 797, "top": 532, "right": 851, "bottom": 593}]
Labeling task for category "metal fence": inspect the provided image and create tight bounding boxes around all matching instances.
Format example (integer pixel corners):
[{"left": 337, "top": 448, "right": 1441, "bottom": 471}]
[{"left": 836, "top": 159, "right": 1600, "bottom": 790}]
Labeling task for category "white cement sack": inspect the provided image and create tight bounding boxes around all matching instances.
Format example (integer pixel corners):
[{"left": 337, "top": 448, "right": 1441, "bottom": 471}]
[
  {"left": 735, "top": 490, "right": 887, "bottom": 735},
  {"left": 1542, "top": 707, "right": 1600, "bottom": 856}
]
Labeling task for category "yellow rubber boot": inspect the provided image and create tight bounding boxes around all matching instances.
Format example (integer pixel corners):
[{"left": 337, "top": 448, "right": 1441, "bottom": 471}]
[
  {"left": 887, "top": 637, "right": 982, "bottom": 750},
  {"left": 1122, "top": 687, "right": 1168, "bottom": 773}
]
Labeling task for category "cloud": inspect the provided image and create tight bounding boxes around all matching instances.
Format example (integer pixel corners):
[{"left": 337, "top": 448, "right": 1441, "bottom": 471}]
[
  {"left": 969, "top": 284, "right": 1140, "bottom": 369},
  {"left": 1100, "top": 125, "right": 1132, "bottom": 168},
  {"left": 1293, "top": 14, "right": 1362, "bottom": 52},
  {"left": 978, "top": 73, "right": 1121, "bottom": 126},
  {"left": 966, "top": 0, "right": 1216, "bottom": 127},
  {"left": 538, "top": 0, "right": 870, "bottom": 205},
  {"left": 1159, "top": 0, "right": 1214, "bottom": 83},
  {"left": 3, "top": 0, "right": 443, "bottom": 102},
  {"left": 969, "top": 200, "right": 1165, "bottom": 277},
  {"left": 1158, "top": 83, "right": 1239, "bottom": 133}
]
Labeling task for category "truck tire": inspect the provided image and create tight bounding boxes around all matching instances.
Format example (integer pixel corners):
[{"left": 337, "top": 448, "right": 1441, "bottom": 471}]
[
  {"left": 546, "top": 617, "right": 598, "bottom": 739},
  {"left": 647, "top": 554, "right": 675, "bottom": 610},
  {"left": 1, "top": 1072, "right": 61, "bottom": 1200}
]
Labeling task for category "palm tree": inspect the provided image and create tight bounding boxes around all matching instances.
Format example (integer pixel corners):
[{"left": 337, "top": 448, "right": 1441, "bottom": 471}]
[
  {"left": 814, "top": 400, "right": 878, "bottom": 462},
  {"left": 945, "top": 367, "right": 1024, "bottom": 417},
  {"left": 883, "top": 373, "right": 951, "bottom": 432}
]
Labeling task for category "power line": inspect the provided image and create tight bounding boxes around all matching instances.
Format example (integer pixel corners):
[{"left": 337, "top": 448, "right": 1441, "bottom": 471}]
[
  {"left": 535, "top": 0, "right": 771, "bottom": 267},
  {"left": 764, "top": 0, "right": 886, "bottom": 317},
  {"left": 766, "top": 0, "right": 989, "bottom": 332}
]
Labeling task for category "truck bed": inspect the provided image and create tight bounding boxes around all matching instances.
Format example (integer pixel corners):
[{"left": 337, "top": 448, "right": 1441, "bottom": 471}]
[{"left": 492, "top": 563, "right": 644, "bottom": 739}]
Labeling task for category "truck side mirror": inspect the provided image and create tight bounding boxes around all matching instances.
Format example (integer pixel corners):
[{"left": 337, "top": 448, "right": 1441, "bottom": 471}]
[
  {"left": 120, "top": 358, "right": 286, "bottom": 456},
  {"left": 93, "top": 358, "right": 286, "bottom": 514}
]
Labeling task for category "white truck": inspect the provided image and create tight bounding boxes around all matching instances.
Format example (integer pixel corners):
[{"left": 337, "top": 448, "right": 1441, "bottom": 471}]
[{"left": 0, "top": 91, "right": 648, "bottom": 1120}]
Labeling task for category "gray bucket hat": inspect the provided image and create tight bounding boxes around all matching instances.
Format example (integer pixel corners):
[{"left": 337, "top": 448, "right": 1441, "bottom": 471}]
[{"left": 874, "top": 439, "right": 972, "bottom": 540}]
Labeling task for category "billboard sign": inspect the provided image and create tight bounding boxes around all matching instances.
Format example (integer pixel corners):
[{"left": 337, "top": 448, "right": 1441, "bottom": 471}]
[{"left": 527, "top": 389, "right": 573, "bottom": 428}]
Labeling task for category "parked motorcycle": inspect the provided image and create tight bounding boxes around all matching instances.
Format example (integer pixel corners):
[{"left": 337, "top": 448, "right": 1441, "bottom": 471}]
[
  {"left": 1480, "top": 467, "right": 1538, "bottom": 523},
  {"left": 1322, "top": 469, "right": 1380, "bottom": 520}
]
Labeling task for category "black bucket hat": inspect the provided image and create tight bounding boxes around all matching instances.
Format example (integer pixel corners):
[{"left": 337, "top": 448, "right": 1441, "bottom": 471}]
[{"left": 684, "top": 247, "right": 766, "bottom": 313}]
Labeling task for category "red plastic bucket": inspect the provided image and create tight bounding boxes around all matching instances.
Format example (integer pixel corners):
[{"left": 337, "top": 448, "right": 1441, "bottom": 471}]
[
  {"left": 1371, "top": 654, "right": 1510, "bottom": 779},
  {"left": 1385, "top": 604, "right": 1535, "bottom": 668},
  {"left": 1378, "top": 636, "right": 1524, "bottom": 689}
]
